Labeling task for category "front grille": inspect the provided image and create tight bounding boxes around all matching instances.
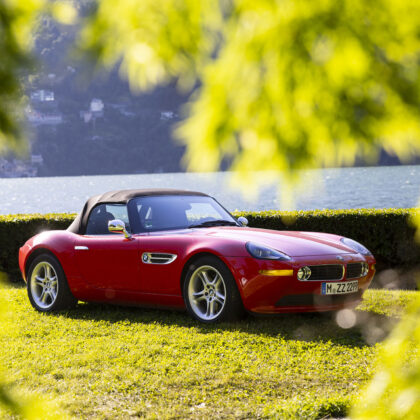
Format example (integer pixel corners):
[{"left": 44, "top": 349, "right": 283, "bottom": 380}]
[
  {"left": 307, "top": 265, "right": 344, "bottom": 281},
  {"left": 347, "top": 263, "right": 364, "bottom": 279},
  {"left": 275, "top": 290, "right": 363, "bottom": 307}
]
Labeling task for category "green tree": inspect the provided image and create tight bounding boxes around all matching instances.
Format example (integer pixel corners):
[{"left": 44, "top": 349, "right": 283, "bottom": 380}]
[
  {"left": 0, "top": 0, "right": 75, "bottom": 155},
  {"left": 79, "top": 0, "right": 420, "bottom": 180}
]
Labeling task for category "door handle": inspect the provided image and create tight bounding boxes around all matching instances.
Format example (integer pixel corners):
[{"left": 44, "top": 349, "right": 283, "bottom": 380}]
[{"left": 74, "top": 246, "right": 89, "bottom": 250}]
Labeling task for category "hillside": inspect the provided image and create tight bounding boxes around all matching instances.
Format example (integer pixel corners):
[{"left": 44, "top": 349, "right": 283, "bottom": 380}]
[{"left": 15, "top": 5, "right": 188, "bottom": 177}]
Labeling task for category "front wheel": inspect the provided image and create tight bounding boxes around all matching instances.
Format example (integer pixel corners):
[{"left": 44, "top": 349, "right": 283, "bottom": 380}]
[
  {"left": 183, "top": 256, "right": 244, "bottom": 323},
  {"left": 27, "top": 254, "right": 77, "bottom": 312}
]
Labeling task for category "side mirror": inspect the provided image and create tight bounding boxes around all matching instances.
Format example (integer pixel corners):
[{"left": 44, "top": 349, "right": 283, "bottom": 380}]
[
  {"left": 108, "top": 219, "right": 132, "bottom": 239},
  {"left": 237, "top": 216, "right": 248, "bottom": 227}
]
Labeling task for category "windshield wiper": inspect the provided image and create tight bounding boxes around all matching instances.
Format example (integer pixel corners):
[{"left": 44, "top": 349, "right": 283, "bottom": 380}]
[{"left": 188, "top": 220, "right": 238, "bottom": 228}]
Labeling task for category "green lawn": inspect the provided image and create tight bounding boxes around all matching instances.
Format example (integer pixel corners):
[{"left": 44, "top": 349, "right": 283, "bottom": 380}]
[{"left": 1, "top": 284, "right": 418, "bottom": 419}]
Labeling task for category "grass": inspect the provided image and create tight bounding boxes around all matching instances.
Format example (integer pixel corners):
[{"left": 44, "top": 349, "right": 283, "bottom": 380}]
[{"left": 0, "top": 284, "right": 419, "bottom": 419}]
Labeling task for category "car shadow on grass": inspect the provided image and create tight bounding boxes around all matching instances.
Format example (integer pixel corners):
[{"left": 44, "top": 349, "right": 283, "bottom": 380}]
[
  {"left": 7, "top": 279, "right": 396, "bottom": 347},
  {"left": 58, "top": 301, "right": 397, "bottom": 348}
]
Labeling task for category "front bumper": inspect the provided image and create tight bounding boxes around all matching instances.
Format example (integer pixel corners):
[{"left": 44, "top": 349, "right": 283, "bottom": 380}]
[{"left": 225, "top": 254, "right": 376, "bottom": 314}]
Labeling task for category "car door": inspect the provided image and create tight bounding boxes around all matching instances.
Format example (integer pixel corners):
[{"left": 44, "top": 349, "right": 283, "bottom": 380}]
[
  {"left": 130, "top": 199, "right": 186, "bottom": 295},
  {"left": 74, "top": 203, "right": 140, "bottom": 291},
  {"left": 136, "top": 233, "right": 185, "bottom": 295}
]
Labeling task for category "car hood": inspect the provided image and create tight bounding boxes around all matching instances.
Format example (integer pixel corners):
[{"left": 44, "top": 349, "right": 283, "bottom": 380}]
[{"left": 198, "top": 227, "right": 355, "bottom": 257}]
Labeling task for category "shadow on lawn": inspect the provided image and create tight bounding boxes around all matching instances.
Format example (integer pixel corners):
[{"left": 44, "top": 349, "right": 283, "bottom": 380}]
[
  {"left": 59, "top": 300, "right": 397, "bottom": 348},
  {"left": 7, "top": 279, "right": 395, "bottom": 347}
]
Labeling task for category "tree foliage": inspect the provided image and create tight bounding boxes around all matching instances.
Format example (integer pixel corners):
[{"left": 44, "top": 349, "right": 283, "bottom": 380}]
[
  {"left": 352, "top": 298, "right": 420, "bottom": 420},
  {"left": 79, "top": 0, "right": 420, "bottom": 177},
  {"left": 0, "top": 0, "right": 75, "bottom": 155},
  {"left": 0, "top": 0, "right": 41, "bottom": 154}
]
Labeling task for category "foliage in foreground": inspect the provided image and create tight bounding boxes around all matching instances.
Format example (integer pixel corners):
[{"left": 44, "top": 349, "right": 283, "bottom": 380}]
[
  {"left": 3, "top": 2, "right": 420, "bottom": 182},
  {"left": 81, "top": 0, "right": 420, "bottom": 181},
  {"left": 0, "top": 285, "right": 418, "bottom": 419},
  {"left": 352, "top": 293, "right": 420, "bottom": 420},
  {"left": 0, "top": 0, "right": 75, "bottom": 154}
]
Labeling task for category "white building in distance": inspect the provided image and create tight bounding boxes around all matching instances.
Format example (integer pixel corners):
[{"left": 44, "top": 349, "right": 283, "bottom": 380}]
[
  {"left": 31, "top": 90, "right": 54, "bottom": 102},
  {"left": 90, "top": 99, "right": 104, "bottom": 113}
]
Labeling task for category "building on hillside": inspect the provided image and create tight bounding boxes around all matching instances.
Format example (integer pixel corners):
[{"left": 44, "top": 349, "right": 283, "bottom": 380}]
[
  {"left": 30, "top": 89, "right": 55, "bottom": 102},
  {"left": 26, "top": 106, "right": 63, "bottom": 125},
  {"left": 80, "top": 111, "right": 93, "bottom": 123},
  {"left": 90, "top": 98, "right": 104, "bottom": 116},
  {"left": 81, "top": 99, "right": 105, "bottom": 123},
  {"left": 160, "top": 111, "right": 176, "bottom": 121},
  {"left": 31, "top": 154, "right": 44, "bottom": 165}
]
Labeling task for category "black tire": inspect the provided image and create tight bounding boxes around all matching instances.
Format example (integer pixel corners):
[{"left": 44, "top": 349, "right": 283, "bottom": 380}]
[
  {"left": 27, "top": 253, "right": 77, "bottom": 312},
  {"left": 183, "top": 255, "right": 245, "bottom": 323}
]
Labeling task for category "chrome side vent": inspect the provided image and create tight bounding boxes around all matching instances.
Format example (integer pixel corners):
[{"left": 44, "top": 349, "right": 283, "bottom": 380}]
[{"left": 142, "top": 252, "right": 177, "bottom": 264}]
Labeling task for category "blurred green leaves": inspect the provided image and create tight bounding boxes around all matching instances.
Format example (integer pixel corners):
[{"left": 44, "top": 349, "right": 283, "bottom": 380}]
[
  {"left": 0, "top": 0, "right": 75, "bottom": 155},
  {"left": 3, "top": 1, "right": 420, "bottom": 175},
  {"left": 0, "top": 0, "right": 41, "bottom": 154},
  {"left": 80, "top": 0, "right": 222, "bottom": 92},
  {"left": 79, "top": 0, "right": 420, "bottom": 178},
  {"left": 352, "top": 296, "right": 420, "bottom": 420}
]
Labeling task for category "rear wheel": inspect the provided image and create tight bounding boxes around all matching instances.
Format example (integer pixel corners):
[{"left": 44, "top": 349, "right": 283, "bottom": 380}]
[
  {"left": 183, "top": 256, "right": 244, "bottom": 323},
  {"left": 27, "top": 254, "right": 77, "bottom": 312}
]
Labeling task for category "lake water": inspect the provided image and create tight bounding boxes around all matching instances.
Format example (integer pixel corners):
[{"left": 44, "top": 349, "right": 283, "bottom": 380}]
[{"left": 1, "top": 166, "right": 420, "bottom": 215}]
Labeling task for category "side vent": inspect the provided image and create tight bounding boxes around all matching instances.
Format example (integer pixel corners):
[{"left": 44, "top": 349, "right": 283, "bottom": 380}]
[{"left": 142, "top": 252, "right": 177, "bottom": 265}]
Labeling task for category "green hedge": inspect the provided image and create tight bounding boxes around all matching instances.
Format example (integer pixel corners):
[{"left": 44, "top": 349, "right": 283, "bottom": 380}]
[
  {"left": 234, "top": 208, "right": 420, "bottom": 270},
  {"left": 1, "top": 213, "right": 76, "bottom": 280},
  {"left": 1, "top": 209, "right": 419, "bottom": 281}
]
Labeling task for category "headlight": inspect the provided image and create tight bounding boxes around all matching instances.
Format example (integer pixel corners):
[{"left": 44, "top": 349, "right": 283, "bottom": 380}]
[
  {"left": 297, "top": 266, "right": 311, "bottom": 281},
  {"left": 340, "top": 238, "right": 371, "bottom": 255},
  {"left": 361, "top": 262, "right": 369, "bottom": 276},
  {"left": 246, "top": 242, "right": 291, "bottom": 261}
]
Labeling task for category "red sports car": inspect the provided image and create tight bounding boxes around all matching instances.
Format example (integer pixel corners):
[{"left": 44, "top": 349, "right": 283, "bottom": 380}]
[{"left": 19, "top": 189, "right": 375, "bottom": 323}]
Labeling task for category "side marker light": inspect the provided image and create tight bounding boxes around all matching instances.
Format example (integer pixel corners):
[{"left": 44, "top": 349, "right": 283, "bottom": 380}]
[{"left": 259, "top": 269, "right": 294, "bottom": 276}]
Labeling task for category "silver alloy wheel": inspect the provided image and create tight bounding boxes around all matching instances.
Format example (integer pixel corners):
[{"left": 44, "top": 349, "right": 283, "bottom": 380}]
[
  {"left": 30, "top": 261, "right": 59, "bottom": 309},
  {"left": 188, "top": 265, "right": 226, "bottom": 321}
]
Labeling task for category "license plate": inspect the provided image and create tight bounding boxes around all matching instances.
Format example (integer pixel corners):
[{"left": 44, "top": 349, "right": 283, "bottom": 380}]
[{"left": 321, "top": 280, "right": 358, "bottom": 295}]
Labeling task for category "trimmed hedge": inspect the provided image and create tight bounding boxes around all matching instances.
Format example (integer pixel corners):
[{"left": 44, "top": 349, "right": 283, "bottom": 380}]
[
  {"left": 1, "top": 209, "right": 419, "bottom": 281},
  {"left": 234, "top": 208, "right": 420, "bottom": 269},
  {"left": 1, "top": 213, "right": 76, "bottom": 280}
]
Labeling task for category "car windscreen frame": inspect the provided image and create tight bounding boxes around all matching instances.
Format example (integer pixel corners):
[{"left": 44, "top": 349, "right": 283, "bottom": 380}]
[{"left": 127, "top": 195, "right": 238, "bottom": 233}]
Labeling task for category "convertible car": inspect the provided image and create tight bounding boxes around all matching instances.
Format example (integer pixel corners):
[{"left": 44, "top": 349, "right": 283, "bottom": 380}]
[{"left": 19, "top": 189, "right": 375, "bottom": 323}]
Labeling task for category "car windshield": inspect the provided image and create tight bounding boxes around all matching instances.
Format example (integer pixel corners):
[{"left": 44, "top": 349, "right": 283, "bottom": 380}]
[{"left": 129, "top": 195, "right": 238, "bottom": 233}]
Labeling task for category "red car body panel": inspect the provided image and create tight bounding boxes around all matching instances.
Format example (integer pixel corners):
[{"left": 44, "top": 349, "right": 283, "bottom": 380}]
[{"left": 19, "top": 225, "right": 376, "bottom": 314}]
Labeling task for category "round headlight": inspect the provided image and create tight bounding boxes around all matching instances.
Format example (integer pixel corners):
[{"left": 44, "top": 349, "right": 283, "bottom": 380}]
[
  {"left": 297, "top": 266, "right": 311, "bottom": 281},
  {"left": 246, "top": 242, "right": 291, "bottom": 261},
  {"left": 361, "top": 262, "right": 369, "bottom": 276},
  {"left": 340, "top": 238, "right": 371, "bottom": 256}
]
